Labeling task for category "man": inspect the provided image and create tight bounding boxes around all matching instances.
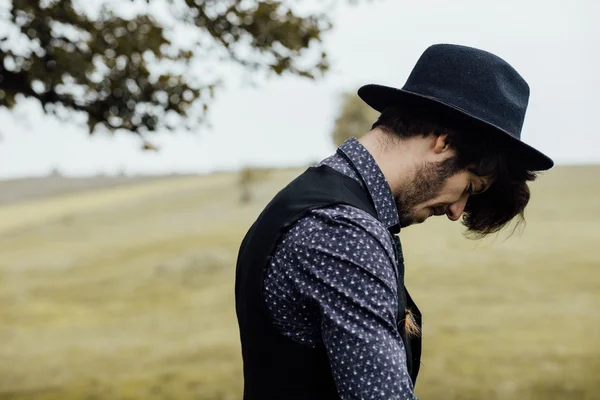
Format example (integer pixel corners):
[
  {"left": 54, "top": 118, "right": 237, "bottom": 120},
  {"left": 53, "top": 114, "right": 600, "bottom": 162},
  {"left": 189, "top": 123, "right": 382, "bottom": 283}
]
[{"left": 235, "top": 44, "right": 553, "bottom": 400}]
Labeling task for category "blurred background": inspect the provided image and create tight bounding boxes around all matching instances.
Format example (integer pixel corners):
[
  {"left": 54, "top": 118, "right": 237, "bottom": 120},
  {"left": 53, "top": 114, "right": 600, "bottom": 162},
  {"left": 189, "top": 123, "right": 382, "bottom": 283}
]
[{"left": 0, "top": 0, "right": 598, "bottom": 399}]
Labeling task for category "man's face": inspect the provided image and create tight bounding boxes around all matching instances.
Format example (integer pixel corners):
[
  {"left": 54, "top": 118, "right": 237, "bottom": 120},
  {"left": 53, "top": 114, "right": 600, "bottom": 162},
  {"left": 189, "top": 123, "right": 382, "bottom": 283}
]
[{"left": 395, "top": 157, "right": 492, "bottom": 228}]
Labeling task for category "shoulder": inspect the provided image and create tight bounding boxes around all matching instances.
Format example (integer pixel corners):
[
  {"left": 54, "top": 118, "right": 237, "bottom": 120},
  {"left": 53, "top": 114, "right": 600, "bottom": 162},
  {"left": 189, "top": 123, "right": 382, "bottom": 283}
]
[
  {"left": 295, "top": 204, "right": 394, "bottom": 249},
  {"left": 274, "top": 204, "right": 397, "bottom": 279}
]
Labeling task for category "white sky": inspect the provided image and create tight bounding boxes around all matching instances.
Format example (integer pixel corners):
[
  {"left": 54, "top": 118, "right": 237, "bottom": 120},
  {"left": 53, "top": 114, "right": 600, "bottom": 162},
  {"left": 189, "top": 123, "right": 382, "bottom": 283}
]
[{"left": 0, "top": 0, "right": 598, "bottom": 179}]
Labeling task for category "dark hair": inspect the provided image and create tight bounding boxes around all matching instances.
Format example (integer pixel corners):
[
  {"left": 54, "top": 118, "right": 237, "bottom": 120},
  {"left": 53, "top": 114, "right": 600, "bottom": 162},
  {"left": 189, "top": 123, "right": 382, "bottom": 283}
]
[{"left": 372, "top": 106, "right": 537, "bottom": 236}]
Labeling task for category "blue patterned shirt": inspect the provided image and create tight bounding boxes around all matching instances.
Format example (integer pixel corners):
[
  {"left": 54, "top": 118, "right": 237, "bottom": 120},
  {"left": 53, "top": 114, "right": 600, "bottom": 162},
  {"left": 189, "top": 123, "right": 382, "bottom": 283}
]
[{"left": 263, "top": 138, "right": 417, "bottom": 399}]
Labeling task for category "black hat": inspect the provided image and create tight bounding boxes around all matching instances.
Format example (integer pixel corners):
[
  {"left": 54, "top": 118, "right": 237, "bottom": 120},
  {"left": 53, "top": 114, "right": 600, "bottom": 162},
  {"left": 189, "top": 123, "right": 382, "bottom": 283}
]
[{"left": 358, "top": 44, "right": 554, "bottom": 171}]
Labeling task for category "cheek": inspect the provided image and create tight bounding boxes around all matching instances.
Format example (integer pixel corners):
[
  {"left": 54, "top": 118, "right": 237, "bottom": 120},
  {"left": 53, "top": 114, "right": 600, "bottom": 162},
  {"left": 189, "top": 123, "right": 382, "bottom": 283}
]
[
  {"left": 420, "top": 191, "right": 460, "bottom": 207},
  {"left": 437, "top": 176, "right": 469, "bottom": 202}
]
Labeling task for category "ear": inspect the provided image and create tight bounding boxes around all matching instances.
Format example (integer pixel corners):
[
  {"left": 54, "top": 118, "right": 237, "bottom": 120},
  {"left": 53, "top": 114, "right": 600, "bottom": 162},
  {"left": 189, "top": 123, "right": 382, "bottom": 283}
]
[{"left": 433, "top": 134, "right": 451, "bottom": 154}]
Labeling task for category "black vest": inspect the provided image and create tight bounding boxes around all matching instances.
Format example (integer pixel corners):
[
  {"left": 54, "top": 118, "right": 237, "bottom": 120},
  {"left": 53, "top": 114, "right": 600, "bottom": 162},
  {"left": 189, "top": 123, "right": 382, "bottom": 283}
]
[{"left": 235, "top": 165, "right": 422, "bottom": 400}]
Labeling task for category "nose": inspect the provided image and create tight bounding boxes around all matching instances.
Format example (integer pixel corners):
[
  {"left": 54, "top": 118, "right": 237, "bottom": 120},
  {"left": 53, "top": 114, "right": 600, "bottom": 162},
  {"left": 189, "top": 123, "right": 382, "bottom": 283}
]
[{"left": 446, "top": 193, "right": 469, "bottom": 221}]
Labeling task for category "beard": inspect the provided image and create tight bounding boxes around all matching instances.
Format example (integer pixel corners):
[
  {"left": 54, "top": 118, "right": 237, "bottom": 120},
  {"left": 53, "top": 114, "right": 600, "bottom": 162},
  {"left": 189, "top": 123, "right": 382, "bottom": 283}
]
[{"left": 395, "top": 156, "right": 460, "bottom": 227}]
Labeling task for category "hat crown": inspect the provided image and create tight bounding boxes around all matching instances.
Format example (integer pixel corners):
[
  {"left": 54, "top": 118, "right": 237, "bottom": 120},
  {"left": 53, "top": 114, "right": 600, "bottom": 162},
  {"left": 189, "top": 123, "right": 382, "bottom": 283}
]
[{"left": 402, "top": 44, "right": 529, "bottom": 138}]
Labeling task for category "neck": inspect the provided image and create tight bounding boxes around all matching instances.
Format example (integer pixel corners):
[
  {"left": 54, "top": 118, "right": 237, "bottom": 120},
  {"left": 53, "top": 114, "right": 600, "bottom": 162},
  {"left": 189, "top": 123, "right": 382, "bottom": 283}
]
[{"left": 358, "top": 130, "right": 421, "bottom": 198}]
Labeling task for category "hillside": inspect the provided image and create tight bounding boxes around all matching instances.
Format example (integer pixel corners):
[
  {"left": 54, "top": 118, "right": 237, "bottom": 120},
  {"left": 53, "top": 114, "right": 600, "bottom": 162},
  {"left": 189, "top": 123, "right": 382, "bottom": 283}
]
[
  {"left": 0, "top": 165, "right": 599, "bottom": 400},
  {"left": 0, "top": 174, "right": 191, "bottom": 205}
]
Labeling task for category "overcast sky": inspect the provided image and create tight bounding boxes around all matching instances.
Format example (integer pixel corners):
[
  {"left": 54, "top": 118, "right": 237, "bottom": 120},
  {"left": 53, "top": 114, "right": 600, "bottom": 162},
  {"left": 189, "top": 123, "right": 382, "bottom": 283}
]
[{"left": 0, "top": 0, "right": 598, "bottom": 178}]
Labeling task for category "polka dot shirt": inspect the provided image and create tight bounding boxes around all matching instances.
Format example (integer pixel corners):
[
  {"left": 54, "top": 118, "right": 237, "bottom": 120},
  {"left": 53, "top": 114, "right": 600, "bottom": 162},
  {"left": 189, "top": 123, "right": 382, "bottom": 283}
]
[{"left": 263, "top": 138, "right": 418, "bottom": 399}]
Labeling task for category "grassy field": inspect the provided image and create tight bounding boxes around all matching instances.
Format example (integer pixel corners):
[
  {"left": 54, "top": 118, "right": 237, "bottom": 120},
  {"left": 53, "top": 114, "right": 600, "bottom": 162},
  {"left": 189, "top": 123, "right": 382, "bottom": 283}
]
[{"left": 0, "top": 165, "right": 599, "bottom": 400}]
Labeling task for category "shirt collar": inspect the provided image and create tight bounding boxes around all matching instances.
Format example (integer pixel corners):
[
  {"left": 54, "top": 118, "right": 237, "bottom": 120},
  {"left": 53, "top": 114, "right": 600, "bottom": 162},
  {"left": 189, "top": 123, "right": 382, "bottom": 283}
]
[{"left": 337, "top": 138, "right": 400, "bottom": 233}]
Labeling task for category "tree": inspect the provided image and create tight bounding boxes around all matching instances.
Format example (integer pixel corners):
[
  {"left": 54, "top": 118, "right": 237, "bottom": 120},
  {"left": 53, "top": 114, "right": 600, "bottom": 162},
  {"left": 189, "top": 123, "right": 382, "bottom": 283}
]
[
  {"left": 0, "top": 0, "right": 334, "bottom": 143},
  {"left": 238, "top": 166, "right": 271, "bottom": 204},
  {"left": 331, "top": 90, "right": 379, "bottom": 147}
]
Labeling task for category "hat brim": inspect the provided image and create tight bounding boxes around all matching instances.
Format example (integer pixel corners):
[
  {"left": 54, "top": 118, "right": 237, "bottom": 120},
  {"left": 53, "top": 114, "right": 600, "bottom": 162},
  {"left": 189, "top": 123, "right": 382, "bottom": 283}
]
[{"left": 358, "top": 84, "right": 554, "bottom": 171}]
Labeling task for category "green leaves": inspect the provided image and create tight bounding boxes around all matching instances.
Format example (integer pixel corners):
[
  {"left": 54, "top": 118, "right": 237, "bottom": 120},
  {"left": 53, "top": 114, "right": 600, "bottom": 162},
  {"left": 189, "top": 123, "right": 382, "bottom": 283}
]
[{"left": 0, "top": 0, "right": 337, "bottom": 140}]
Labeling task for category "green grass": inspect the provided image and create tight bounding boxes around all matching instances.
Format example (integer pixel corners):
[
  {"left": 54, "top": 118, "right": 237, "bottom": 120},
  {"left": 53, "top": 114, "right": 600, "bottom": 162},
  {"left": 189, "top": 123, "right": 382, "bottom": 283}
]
[{"left": 0, "top": 166, "right": 599, "bottom": 399}]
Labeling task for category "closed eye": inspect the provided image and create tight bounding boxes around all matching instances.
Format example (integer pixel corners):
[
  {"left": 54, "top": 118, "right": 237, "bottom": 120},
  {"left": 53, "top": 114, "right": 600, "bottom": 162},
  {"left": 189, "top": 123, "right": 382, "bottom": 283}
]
[
  {"left": 475, "top": 178, "right": 490, "bottom": 195},
  {"left": 472, "top": 185, "right": 484, "bottom": 195},
  {"left": 466, "top": 181, "right": 486, "bottom": 196}
]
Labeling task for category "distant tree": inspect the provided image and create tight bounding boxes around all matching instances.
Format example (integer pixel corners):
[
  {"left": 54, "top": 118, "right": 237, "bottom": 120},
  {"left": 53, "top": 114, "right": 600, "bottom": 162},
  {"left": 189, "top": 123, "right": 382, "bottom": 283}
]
[
  {"left": 48, "top": 166, "right": 62, "bottom": 177},
  {"left": 331, "top": 91, "right": 379, "bottom": 147},
  {"left": 239, "top": 166, "right": 271, "bottom": 204},
  {"left": 239, "top": 168, "right": 253, "bottom": 204},
  {"left": 0, "top": 0, "right": 345, "bottom": 143}
]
